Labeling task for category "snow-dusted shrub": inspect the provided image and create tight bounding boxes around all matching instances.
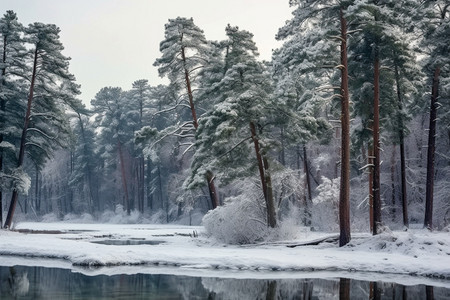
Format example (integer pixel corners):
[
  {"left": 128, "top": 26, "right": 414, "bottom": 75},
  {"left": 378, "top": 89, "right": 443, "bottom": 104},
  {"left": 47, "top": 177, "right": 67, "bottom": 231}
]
[
  {"left": 203, "top": 194, "right": 269, "bottom": 244},
  {"left": 269, "top": 206, "right": 309, "bottom": 241},
  {"left": 203, "top": 169, "right": 308, "bottom": 244},
  {"left": 311, "top": 176, "right": 339, "bottom": 231},
  {"left": 147, "top": 210, "right": 167, "bottom": 223}
]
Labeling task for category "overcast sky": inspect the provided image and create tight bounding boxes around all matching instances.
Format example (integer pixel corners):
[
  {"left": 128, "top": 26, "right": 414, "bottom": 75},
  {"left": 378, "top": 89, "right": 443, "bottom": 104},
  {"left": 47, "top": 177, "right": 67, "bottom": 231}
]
[{"left": 2, "top": 0, "right": 293, "bottom": 106}]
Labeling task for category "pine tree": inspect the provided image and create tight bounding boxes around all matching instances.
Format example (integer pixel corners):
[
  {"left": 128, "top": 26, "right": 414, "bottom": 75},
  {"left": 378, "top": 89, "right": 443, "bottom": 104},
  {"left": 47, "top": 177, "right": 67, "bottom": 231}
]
[
  {"left": 154, "top": 17, "right": 220, "bottom": 209},
  {"left": 135, "top": 83, "right": 181, "bottom": 216},
  {"left": 347, "top": 0, "right": 420, "bottom": 234},
  {"left": 271, "top": 31, "right": 333, "bottom": 226},
  {"left": 189, "top": 25, "right": 277, "bottom": 227},
  {"left": 91, "top": 87, "right": 138, "bottom": 215},
  {"left": 278, "top": 0, "right": 353, "bottom": 245},
  {"left": 420, "top": 1, "right": 449, "bottom": 230},
  {"left": 0, "top": 10, "right": 27, "bottom": 228},
  {"left": 4, "top": 22, "right": 81, "bottom": 228},
  {"left": 69, "top": 108, "right": 100, "bottom": 214},
  {"left": 130, "top": 79, "right": 152, "bottom": 213}
]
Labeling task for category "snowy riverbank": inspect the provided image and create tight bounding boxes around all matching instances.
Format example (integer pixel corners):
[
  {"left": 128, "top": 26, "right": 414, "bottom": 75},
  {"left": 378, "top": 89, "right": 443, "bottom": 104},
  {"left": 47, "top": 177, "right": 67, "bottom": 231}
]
[{"left": 0, "top": 222, "right": 449, "bottom": 286}]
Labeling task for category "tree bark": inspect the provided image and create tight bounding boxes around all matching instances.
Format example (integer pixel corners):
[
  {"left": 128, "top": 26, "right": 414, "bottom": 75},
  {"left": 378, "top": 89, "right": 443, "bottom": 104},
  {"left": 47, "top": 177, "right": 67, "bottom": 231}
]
[
  {"left": 424, "top": 67, "right": 440, "bottom": 230},
  {"left": 372, "top": 46, "right": 382, "bottom": 235},
  {"left": 140, "top": 157, "right": 145, "bottom": 212},
  {"left": 339, "top": 8, "right": 351, "bottom": 246},
  {"left": 4, "top": 47, "right": 38, "bottom": 229},
  {"left": 394, "top": 62, "right": 409, "bottom": 228},
  {"left": 279, "top": 127, "right": 286, "bottom": 166},
  {"left": 368, "top": 144, "right": 374, "bottom": 233},
  {"left": 250, "top": 121, "right": 276, "bottom": 228},
  {"left": 303, "top": 145, "right": 312, "bottom": 226},
  {"left": 206, "top": 171, "right": 219, "bottom": 209},
  {"left": 263, "top": 156, "right": 276, "bottom": 228},
  {"left": 0, "top": 35, "right": 6, "bottom": 228},
  {"left": 146, "top": 156, "right": 153, "bottom": 210},
  {"left": 181, "top": 46, "right": 199, "bottom": 130},
  {"left": 158, "top": 165, "right": 163, "bottom": 210},
  {"left": 117, "top": 139, "right": 130, "bottom": 215},
  {"left": 35, "top": 165, "right": 39, "bottom": 213},
  {"left": 391, "top": 145, "right": 397, "bottom": 222}
]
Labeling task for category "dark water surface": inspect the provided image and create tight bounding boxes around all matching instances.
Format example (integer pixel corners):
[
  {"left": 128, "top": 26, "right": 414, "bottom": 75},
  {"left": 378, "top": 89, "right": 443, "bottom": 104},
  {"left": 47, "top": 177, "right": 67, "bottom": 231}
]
[{"left": 1, "top": 264, "right": 449, "bottom": 299}]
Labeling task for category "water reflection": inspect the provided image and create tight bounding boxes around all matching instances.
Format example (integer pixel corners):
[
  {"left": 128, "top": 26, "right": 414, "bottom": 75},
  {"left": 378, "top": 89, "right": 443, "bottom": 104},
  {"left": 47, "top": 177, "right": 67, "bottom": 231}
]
[
  {"left": 0, "top": 265, "right": 449, "bottom": 299},
  {"left": 6, "top": 267, "right": 30, "bottom": 297}
]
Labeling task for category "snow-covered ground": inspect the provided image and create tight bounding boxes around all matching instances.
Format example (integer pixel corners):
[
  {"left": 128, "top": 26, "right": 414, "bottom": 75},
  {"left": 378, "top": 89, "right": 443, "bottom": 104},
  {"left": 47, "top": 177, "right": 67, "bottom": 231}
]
[{"left": 0, "top": 222, "right": 449, "bottom": 288}]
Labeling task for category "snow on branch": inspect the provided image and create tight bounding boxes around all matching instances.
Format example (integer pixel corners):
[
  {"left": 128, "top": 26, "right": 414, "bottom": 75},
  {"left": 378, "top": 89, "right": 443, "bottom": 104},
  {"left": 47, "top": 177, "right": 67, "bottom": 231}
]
[
  {"left": 26, "top": 127, "right": 58, "bottom": 140},
  {"left": 218, "top": 136, "right": 252, "bottom": 159},
  {"left": 181, "top": 142, "right": 195, "bottom": 157}
]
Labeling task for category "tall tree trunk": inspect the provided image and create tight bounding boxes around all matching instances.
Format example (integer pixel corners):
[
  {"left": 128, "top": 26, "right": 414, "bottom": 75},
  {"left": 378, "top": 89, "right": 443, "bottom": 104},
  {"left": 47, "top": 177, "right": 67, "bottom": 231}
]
[
  {"left": 76, "top": 113, "right": 96, "bottom": 214},
  {"left": 303, "top": 145, "right": 312, "bottom": 226},
  {"left": 303, "top": 145, "right": 312, "bottom": 203},
  {"left": 339, "top": 8, "right": 351, "bottom": 246},
  {"left": 35, "top": 165, "right": 39, "bottom": 213},
  {"left": 263, "top": 157, "right": 276, "bottom": 228},
  {"left": 181, "top": 46, "right": 199, "bottom": 129},
  {"left": 4, "top": 47, "right": 38, "bottom": 229},
  {"left": 181, "top": 46, "right": 219, "bottom": 210},
  {"left": 206, "top": 171, "right": 219, "bottom": 208},
  {"left": 279, "top": 127, "right": 286, "bottom": 166},
  {"left": 133, "top": 160, "right": 140, "bottom": 212},
  {"left": 368, "top": 144, "right": 374, "bottom": 233},
  {"left": 372, "top": 46, "right": 382, "bottom": 235},
  {"left": 140, "top": 157, "right": 145, "bottom": 212},
  {"left": 117, "top": 139, "right": 130, "bottom": 215},
  {"left": 158, "top": 165, "right": 163, "bottom": 210},
  {"left": 250, "top": 121, "right": 276, "bottom": 228},
  {"left": 424, "top": 67, "right": 440, "bottom": 230},
  {"left": 0, "top": 36, "right": 6, "bottom": 228},
  {"left": 394, "top": 62, "right": 409, "bottom": 228},
  {"left": 146, "top": 156, "right": 153, "bottom": 210},
  {"left": 390, "top": 145, "right": 397, "bottom": 222}
]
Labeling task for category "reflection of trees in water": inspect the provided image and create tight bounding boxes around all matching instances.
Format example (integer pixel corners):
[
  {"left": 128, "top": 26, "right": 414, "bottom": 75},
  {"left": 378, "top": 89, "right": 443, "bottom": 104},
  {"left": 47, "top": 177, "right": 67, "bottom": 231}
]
[
  {"left": 201, "top": 277, "right": 333, "bottom": 299},
  {"left": 8, "top": 267, "right": 30, "bottom": 297},
  {"left": 200, "top": 277, "right": 446, "bottom": 300},
  {"left": 0, "top": 265, "right": 447, "bottom": 299}
]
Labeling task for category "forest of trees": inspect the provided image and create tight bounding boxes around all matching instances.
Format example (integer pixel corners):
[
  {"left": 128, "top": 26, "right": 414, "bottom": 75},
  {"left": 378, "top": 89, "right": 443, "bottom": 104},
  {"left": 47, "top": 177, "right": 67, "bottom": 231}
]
[{"left": 0, "top": 1, "right": 448, "bottom": 245}]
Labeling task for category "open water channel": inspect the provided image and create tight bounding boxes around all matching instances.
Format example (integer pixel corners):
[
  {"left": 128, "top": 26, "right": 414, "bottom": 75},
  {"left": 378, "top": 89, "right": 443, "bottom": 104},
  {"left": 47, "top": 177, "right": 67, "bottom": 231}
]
[{"left": 1, "top": 263, "right": 450, "bottom": 299}]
